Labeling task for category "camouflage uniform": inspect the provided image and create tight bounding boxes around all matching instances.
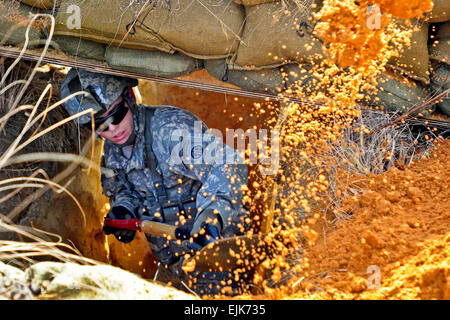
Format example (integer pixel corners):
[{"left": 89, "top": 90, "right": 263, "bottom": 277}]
[{"left": 101, "top": 104, "right": 250, "bottom": 295}]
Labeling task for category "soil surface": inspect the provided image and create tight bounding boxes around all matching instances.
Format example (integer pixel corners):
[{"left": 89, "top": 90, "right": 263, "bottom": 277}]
[{"left": 281, "top": 139, "right": 450, "bottom": 300}]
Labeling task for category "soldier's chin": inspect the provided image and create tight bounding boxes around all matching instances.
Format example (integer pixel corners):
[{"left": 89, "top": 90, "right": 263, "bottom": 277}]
[{"left": 116, "top": 131, "right": 136, "bottom": 147}]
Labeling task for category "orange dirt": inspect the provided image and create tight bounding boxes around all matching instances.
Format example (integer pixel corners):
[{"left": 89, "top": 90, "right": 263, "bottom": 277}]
[{"left": 287, "top": 139, "right": 450, "bottom": 300}]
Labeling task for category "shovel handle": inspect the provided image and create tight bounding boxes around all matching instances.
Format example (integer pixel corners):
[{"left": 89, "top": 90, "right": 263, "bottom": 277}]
[
  {"left": 140, "top": 220, "right": 176, "bottom": 238},
  {"left": 104, "top": 218, "right": 177, "bottom": 238},
  {"left": 104, "top": 218, "right": 141, "bottom": 231}
]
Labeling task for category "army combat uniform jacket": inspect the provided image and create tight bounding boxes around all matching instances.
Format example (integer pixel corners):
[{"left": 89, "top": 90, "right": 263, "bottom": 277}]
[{"left": 101, "top": 105, "right": 249, "bottom": 266}]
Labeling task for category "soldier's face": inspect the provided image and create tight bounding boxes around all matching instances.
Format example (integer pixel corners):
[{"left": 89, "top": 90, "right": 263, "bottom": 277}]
[{"left": 97, "top": 95, "right": 134, "bottom": 145}]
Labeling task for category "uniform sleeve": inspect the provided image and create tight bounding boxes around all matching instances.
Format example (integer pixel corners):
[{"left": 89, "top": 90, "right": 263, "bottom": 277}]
[
  {"left": 100, "top": 159, "right": 143, "bottom": 215},
  {"left": 151, "top": 108, "right": 248, "bottom": 229}
]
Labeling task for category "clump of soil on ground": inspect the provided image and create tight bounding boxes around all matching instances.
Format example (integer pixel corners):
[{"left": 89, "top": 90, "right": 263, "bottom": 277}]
[{"left": 286, "top": 139, "right": 450, "bottom": 299}]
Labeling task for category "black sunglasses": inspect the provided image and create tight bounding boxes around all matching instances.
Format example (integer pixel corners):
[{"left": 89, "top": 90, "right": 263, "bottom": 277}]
[{"left": 94, "top": 97, "right": 129, "bottom": 132}]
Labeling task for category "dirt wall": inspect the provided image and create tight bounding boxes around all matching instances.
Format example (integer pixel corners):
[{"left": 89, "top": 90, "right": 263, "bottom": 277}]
[{"left": 288, "top": 140, "right": 450, "bottom": 300}]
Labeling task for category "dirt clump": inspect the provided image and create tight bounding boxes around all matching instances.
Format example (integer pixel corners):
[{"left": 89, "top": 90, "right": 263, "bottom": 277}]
[{"left": 289, "top": 139, "right": 450, "bottom": 299}]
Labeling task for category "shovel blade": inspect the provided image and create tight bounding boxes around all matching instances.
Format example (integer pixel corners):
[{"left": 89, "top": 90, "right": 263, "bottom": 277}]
[{"left": 182, "top": 234, "right": 270, "bottom": 273}]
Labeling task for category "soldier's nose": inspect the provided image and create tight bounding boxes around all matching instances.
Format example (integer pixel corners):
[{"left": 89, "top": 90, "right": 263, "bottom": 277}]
[{"left": 108, "top": 123, "right": 119, "bottom": 132}]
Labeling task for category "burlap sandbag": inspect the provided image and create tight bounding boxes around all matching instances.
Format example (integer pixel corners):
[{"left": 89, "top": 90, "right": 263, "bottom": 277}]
[
  {"left": 229, "top": 1, "right": 324, "bottom": 70},
  {"left": 0, "top": 0, "right": 42, "bottom": 47},
  {"left": 55, "top": 0, "right": 244, "bottom": 59},
  {"left": 53, "top": 35, "right": 106, "bottom": 61},
  {"left": 436, "top": 21, "right": 450, "bottom": 39},
  {"left": 20, "top": 0, "right": 59, "bottom": 9},
  {"left": 430, "top": 62, "right": 450, "bottom": 116},
  {"left": 361, "top": 71, "right": 433, "bottom": 115},
  {"left": 205, "top": 59, "right": 284, "bottom": 94},
  {"left": 105, "top": 46, "right": 202, "bottom": 78},
  {"left": 425, "top": 0, "right": 450, "bottom": 23},
  {"left": 387, "top": 20, "right": 430, "bottom": 85},
  {"left": 282, "top": 63, "right": 318, "bottom": 94},
  {"left": 429, "top": 38, "right": 450, "bottom": 65},
  {"left": 429, "top": 21, "right": 450, "bottom": 65},
  {"left": 233, "top": 0, "right": 275, "bottom": 6}
]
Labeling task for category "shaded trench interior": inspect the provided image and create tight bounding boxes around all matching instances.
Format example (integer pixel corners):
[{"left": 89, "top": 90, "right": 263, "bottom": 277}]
[{"left": 0, "top": 62, "right": 277, "bottom": 279}]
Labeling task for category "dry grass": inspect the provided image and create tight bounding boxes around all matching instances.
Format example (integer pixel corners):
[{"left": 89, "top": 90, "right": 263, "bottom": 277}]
[
  {"left": 0, "top": 216, "right": 98, "bottom": 267},
  {"left": 0, "top": 14, "right": 104, "bottom": 271},
  {"left": 322, "top": 108, "right": 436, "bottom": 221}
]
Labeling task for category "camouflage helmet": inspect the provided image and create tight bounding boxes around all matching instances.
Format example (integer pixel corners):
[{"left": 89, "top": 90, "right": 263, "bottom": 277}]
[{"left": 60, "top": 68, "right": 138, "bottom": 125}]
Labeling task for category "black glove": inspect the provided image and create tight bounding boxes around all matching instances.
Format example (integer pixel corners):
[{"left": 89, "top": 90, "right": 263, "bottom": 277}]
[
  {"left": 138, "top": 204, "right": 164, "bottom": 223},
  {"left": 103, "top": 206, "right": 136, "bottom": 244},
  {"left": 188, "top": 210, "right": 222, "bottom": 252}
]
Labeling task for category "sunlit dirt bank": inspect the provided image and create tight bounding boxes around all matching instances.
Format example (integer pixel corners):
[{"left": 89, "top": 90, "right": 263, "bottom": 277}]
[{"left": 237, "top": 139, "right": 449, "bottom": 300}]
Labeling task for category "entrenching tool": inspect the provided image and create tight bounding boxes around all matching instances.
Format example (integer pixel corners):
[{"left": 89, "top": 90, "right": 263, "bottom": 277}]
[
  {"left": 103, "top": 218, "right": 272, "bottom": 273},
  {"left": 104, "top": 218, "right": 183, "bottom": 239}
]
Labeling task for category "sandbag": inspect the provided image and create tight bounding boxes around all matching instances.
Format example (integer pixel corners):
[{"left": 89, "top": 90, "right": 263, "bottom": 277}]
[
  {"left": 430, "top": 63, "right": 450, "bottom": 116},
  {"left": 232, "top": 0, "right": 275, "bottom": 5},
  {"left": 20, "top": 0, "right": 59, "bottom": 9},
  {"left": 55, "top": 0, "right": 244, "bottom": 59},
  {"left": 425, "top": 0, "right": 450, "bottom": 23},
  {"left": 282, "top": 63, "right": 318, "bottom": 95},
  {"left": 53, "top": 35, "right": 106, "bottom": 61},
  {"left": 429, "top": 38, "right": 450, "bottom": 65},
  {"left": 361, "top": 71, "right": 433, "bottom": 115},
  {"left": 436, "top": 21, "right": 450, "bottom": 39},
  {"left": 0, "top": 0, "right": 42, "bottom": 47},
  {"left": 105, "top": 46, "right": 202, "bottom": 78},
  {"left": 387, "top": 20, "right": 430, "bottom": 85},
  {"left": 429, "top": 21, "right": 450, "bottom": 65},
  {"left": 205, "top": 59, "right": 284, "bottom": 94},
  {"left": 229, "top": 1, "right": 324, "bottom": 70}
]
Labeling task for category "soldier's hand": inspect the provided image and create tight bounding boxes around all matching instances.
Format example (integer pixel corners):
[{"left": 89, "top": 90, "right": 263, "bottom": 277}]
[
  {"left": 138, "top": 205, "right": 164, "bottom": 223},
  {"left": 188, "top": 210, "right": 222, "bottom": 251},
  {"left": 102, "top": 206, "right": 136, "bottom": 244}
]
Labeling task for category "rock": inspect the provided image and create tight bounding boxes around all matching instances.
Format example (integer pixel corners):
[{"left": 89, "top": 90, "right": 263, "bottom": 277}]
[
  {"left": 25, "top": 261, "right": 197, "bottom": 300},
  {"left": 0, "top": 261, "right": 26, "bottom": 282},
  {"left": 0, "top": 262, "right": 34, "bottom": 300}
]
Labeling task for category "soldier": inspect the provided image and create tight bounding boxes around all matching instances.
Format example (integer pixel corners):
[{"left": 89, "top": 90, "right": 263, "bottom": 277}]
[{"left": 60, "top": 69, "right": 251, "bottom": 296}]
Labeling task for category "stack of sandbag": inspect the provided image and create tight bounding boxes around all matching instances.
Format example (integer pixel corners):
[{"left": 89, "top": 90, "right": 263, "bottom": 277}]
[
  {"left": 3, "top": 0, "right": 446, "bottom": 118},
  {"left": 204, "top": 0, "right": 323, "bottom": 95},
  {"left": 221, "top": 0, "right": 439, "bottom": 117},
  {"left": 358, "top": 7, "right": 450, "bottom": 117},
  {"left": 18, "top": 0, "right": 108, "bottom": 61},
  {"left": 228, "top": 0, "right": 324, "bottom": 71},
  {"left": 204, "top": 59, "right": 284, "bottom": 94},
  {"left": 0, "top": 0, "right": 42, "bottom": 48},
  {"left": 357, "top": 19, "right": 432, "bottom": 115},
  {"left": 361, "top": 71, "right": 433, "bottom": 116},
  {"left": 47, "top": 0, "right": 245, "bottom": 78},
  {"left": 53, "top": 0, "right": 244, "bottom": 57},
  {"left": 387, "top": 19, "right": 430, "bottom": 86}
]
